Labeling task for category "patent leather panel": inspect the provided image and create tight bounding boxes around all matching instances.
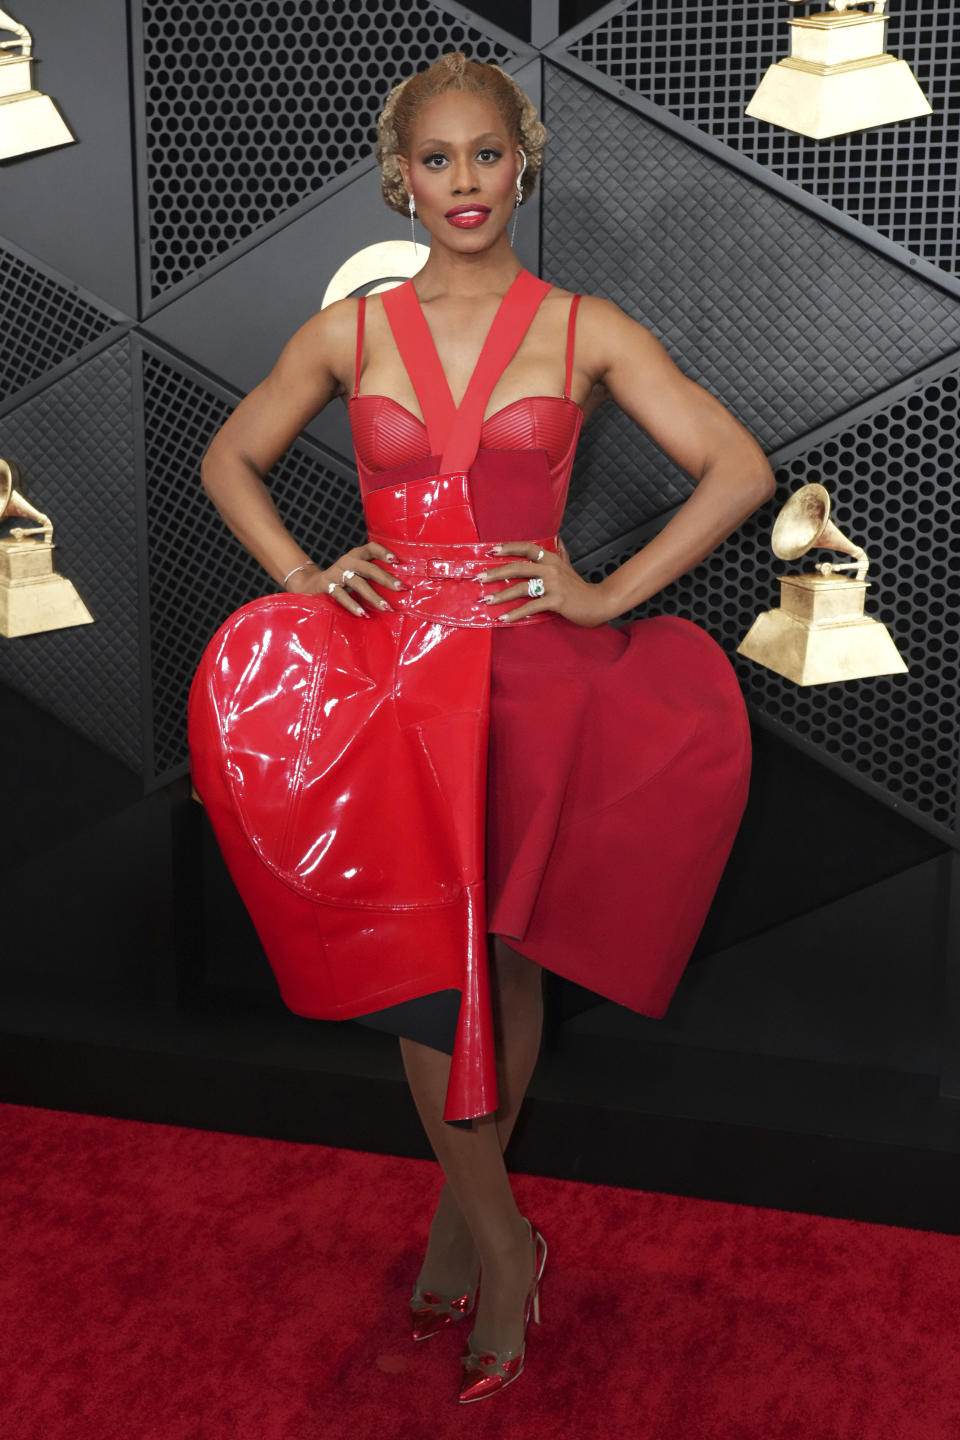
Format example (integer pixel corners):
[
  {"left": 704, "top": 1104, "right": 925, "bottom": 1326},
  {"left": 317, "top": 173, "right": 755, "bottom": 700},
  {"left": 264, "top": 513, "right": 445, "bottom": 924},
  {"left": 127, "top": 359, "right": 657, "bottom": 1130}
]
[
  {"left": 192, "top": 534, "right": 558, "bottom": 910},
  {"left": 188, "top": 579, "right": 500, "bottom": 1122}
]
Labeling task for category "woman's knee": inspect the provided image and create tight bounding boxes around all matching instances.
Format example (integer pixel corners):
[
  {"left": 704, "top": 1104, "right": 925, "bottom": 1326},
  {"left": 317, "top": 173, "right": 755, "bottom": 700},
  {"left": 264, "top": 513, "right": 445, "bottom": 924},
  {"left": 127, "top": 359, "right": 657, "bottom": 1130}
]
[{"left": 491, "top": 936, "right": 543, "bottom": 994}]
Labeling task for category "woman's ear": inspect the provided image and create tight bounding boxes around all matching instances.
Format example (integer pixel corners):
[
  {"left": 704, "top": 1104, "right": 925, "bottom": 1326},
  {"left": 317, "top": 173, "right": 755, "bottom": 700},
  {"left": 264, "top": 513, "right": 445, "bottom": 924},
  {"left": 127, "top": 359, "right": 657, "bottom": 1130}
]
[{"left": 397, "top": 155, "right": 411, "bottom": 193}]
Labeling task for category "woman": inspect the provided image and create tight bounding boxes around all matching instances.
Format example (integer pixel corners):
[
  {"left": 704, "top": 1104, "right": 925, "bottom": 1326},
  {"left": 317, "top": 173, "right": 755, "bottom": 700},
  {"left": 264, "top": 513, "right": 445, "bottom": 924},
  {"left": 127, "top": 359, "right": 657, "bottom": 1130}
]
[{"left": 189, "top": 52, "right": 775, "bottom": 1405}]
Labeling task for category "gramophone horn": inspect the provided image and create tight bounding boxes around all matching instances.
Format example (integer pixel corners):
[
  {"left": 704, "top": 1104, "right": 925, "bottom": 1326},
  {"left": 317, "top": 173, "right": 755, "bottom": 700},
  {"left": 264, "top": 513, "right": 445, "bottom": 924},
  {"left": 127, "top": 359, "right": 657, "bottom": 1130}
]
[
  {"left": 0, "top": 456, "right": 20, "bottom": 514},
  {"left": 0, "top": 457, "right": 52, "bottom": 535},
  {"left": 771, "top": 481, "right": 863, "bottom": 565}
]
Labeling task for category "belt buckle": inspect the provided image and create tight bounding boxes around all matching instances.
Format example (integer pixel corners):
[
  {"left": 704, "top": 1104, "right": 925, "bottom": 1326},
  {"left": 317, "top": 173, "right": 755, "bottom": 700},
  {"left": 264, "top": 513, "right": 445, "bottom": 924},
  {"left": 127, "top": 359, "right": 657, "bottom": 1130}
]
[{"left": 426, "top": 557, "right": 460, "bottom": 580}]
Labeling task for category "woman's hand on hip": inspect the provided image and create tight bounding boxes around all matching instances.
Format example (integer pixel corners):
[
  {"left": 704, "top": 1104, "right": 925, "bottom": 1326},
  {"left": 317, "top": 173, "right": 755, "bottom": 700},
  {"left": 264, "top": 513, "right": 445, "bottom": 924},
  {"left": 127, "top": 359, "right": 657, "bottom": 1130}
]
[
  {"left": 476, "top": 538, "right": 617, "bottom": 627},
  {"left": 284, "top": 540, "right": 405, "bottom": 617}
]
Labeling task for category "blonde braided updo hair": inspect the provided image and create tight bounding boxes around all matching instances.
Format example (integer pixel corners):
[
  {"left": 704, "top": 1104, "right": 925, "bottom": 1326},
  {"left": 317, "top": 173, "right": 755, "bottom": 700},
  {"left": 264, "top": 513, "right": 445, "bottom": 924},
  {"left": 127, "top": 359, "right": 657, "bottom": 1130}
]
[{"left": 376, "top": 51, "right": 547, "bottom": 216}]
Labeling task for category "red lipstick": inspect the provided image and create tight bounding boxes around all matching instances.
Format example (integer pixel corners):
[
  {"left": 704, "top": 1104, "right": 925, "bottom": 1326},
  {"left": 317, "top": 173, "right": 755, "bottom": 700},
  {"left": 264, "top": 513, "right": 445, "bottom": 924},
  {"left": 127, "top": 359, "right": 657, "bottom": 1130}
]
[{"left": 445, "top": 204, "right": 491, "bottom": 229}]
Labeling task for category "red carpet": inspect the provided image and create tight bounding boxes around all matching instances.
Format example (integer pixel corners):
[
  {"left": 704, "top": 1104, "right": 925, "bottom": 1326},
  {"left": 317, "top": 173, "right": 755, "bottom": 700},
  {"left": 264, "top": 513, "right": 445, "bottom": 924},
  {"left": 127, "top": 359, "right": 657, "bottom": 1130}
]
[{"left": 3, "top": 1101, "right": 960, "bottom": 1440}]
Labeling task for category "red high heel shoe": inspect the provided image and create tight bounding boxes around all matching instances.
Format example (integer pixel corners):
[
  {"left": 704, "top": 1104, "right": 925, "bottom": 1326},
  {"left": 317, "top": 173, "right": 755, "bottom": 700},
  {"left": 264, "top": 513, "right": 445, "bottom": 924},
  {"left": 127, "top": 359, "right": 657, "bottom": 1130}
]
[
  {"left": 457, "top": 1218, "right": 547, "bottom": 1404},
  {"left": 409, "top": 1275, "right": 480, "bottom": 1342}
]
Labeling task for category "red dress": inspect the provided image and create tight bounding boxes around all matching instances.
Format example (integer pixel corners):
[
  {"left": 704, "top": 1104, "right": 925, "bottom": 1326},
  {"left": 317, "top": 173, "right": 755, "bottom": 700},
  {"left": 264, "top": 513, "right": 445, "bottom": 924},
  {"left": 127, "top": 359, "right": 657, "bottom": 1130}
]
[{"left": 187, "top": 268, "right": 752, "bottom": 1123}]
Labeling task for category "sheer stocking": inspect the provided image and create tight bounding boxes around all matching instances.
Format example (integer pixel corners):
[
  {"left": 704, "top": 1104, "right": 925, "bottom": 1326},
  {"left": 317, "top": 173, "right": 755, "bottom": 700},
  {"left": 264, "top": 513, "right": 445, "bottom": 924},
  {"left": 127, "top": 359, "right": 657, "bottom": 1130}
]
[{"left": 401, "top": 936, "right": 544, "bottom": 1353}]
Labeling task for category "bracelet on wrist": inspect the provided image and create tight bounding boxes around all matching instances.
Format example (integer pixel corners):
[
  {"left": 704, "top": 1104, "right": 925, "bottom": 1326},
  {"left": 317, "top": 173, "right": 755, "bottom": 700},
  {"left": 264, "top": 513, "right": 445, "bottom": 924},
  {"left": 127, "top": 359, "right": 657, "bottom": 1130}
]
[{"left": 282, "top": 561, "right": 318, "bottom": 587}]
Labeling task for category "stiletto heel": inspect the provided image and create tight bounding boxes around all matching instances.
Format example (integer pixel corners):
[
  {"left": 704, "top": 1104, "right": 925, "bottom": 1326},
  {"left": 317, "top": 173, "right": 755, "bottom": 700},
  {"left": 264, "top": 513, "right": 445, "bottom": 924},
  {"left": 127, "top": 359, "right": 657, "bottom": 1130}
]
[
  {"left": 409, "top": 1276, "right": 479, "bottom": 1342},
  {"left": 457, "top": 1217, "right": 547, "bottom": 1404}
]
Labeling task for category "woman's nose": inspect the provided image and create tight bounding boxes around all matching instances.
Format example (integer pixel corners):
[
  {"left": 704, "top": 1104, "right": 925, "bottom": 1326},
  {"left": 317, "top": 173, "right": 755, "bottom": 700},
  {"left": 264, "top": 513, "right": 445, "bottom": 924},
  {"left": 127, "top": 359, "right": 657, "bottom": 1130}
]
[{"left": 451, "top": 163, "right": 478, "bottom": 195}]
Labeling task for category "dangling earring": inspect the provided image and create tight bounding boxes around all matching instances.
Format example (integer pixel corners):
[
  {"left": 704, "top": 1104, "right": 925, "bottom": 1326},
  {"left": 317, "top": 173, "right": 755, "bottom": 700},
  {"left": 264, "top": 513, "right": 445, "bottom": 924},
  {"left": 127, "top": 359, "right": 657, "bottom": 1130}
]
[
  {"left": 408, "top": 192, "right": 419, "bottom": 258},
  {"left": 510, "top": 148, "right": 527, "bottom": 248}
]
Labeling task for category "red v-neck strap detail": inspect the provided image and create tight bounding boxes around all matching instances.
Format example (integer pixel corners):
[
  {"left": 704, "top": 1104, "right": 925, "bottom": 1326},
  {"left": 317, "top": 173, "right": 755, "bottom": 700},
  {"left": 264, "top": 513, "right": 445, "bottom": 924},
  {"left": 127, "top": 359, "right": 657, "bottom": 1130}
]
[
  {"left": 440, "top": 269, "right": 552, "bottom": 473},
  {"left": 380, "top": 269, "right": 553, "bottom": 473},
  {"left": 381, "top": 281, "right": 456, "bottom": 455}
]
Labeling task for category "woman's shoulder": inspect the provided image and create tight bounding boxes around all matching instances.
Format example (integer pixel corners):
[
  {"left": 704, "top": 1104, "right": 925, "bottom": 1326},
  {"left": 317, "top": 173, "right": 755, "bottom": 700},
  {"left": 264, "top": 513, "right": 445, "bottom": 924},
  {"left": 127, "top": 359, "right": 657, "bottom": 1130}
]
[
  {"left": 272, "top": 296, "right": 362, "bottom": 397},
  {"left": 541, "top": 286, "right": 666, "bottom": 385},
  {"left": 543, "top": 285, "right": 638, "bottom": 329}
]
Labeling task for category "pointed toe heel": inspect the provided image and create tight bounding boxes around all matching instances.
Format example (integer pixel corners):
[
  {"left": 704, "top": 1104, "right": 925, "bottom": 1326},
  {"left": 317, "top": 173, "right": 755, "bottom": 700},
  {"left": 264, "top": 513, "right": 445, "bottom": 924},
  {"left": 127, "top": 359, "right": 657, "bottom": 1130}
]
[
  {"left": 457, "top": 1217, "right": 547, "bottom": 1404},
  {"left": 410, "top": 1280, "right": 478, "bottom": 1342}
]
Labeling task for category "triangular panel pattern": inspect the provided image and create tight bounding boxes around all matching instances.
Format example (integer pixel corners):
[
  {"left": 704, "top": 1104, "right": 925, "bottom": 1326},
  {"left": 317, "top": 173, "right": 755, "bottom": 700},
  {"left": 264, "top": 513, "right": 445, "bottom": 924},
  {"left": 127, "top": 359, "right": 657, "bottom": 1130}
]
[
  {"left": 140, "top": 0, "right": 517, "bottom": 300},
  {"left": 0, "top": 339, "right": 141, "bottom": 771},
  {"left": 0, "top": 243, "right": 119, "bottom": 407},
  {"left": 541, "top": 68, "right": 960, "bottom": 559},
  {"left": 583, "top": 363, "right": 960, "bottom": 836},
  {"left": 142, "top": 348, "right": 366, "bottom": 783},
  {"left": 565, "top": 0, "right": 959, "bottom": 278}
]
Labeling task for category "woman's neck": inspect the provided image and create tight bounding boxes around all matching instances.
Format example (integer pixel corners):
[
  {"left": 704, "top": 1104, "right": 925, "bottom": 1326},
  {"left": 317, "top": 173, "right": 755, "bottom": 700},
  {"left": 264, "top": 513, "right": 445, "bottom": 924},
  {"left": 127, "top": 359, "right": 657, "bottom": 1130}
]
[{"left": 412, "top": 238, "right": 523, "bottom": 303}]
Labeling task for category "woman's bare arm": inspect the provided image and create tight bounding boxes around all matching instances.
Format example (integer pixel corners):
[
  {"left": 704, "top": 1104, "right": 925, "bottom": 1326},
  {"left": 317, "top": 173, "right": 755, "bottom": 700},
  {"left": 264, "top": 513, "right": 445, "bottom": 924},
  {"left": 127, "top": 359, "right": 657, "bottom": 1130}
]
[
  {"left": 578, "top": 296, "right": 776, "bottom": 616},
  {"left": 199, "top": 298, "right": 356, "bottom": 586}
]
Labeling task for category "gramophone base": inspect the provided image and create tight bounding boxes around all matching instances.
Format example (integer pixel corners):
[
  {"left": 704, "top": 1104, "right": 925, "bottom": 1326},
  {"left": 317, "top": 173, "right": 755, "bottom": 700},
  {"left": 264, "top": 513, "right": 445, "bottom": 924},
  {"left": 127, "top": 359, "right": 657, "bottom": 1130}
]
[
  {"left": 746, "top": 55, "right": 932, "bottom": 140},
  {"left": 737, "top": 608, "right": 908, "bottom": 686},
  {"left": 0, "top": 575, "right": 94, "bottom": 638},
  {"left": 0, "top": 89, "right": 75, "bottom": 161}
]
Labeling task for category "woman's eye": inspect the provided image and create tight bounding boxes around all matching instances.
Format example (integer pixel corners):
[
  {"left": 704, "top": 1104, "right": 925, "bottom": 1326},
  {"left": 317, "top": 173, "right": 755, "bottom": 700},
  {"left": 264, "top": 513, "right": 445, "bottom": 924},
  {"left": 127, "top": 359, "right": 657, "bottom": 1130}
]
[{"left": 420, "top": 148, "right": 502, "bottom": 168}]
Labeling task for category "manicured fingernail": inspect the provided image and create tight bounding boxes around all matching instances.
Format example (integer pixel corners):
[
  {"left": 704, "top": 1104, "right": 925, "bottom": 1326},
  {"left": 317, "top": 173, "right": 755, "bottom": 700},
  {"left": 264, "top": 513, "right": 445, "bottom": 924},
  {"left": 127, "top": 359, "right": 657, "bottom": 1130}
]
[
  {"left": 475, "top": 572, "right": 487, "bottom": 583},
  {"left": 486, "top": 546, "right": 502, "bottom": 555},
  {"left": 497, "top": 614, "right": 512, "bottom": 622},
  {"left": 379, "top": 599, "right": 392, "bottom": 610},
  {"left": 385, "top": 552, "right": 397, "bottom": 561}
]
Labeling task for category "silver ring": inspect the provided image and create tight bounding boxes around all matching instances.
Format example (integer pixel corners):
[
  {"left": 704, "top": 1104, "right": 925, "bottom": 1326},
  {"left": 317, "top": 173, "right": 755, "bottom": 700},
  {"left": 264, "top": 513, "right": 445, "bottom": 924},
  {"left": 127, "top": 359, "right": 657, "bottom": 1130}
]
[
  {"left": 527, "top": 576, "right": 545, "bottom": 598},
  {"left": 535, "top": 547, "right": 544, "bottom": 562},
  {"left": 341, "top": 569, "right": 356, "bottom": 583},
  {"left": 327, "top": 580, "right": 342, "bottom": 594}
]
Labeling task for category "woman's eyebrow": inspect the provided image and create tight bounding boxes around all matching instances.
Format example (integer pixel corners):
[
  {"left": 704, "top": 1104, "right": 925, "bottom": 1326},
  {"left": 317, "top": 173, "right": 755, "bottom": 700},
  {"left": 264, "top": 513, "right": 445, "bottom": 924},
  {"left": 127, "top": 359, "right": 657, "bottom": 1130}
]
[{"left": 417, "top": 132, "right": 506, "bottom": 147}]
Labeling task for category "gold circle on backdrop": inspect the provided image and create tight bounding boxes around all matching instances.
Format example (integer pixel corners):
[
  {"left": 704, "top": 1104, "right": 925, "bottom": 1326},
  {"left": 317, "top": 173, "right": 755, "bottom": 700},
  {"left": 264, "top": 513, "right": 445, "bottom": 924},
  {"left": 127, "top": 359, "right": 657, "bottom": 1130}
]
[{"left": 321, "top": 240, "right": 427, "bottom": 309}]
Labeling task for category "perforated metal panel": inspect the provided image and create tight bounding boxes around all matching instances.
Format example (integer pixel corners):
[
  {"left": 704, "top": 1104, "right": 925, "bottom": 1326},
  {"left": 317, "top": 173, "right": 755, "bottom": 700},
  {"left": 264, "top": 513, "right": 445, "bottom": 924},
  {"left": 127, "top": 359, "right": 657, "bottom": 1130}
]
[
  {"left": 583, "top": 356, "right": 960, "bottom": 837},
  {"left": 142, "top": 344, "right": 366, "bottom": 783},
  {"left": 0, "top": 243, "right": 118, "bottom": 408},
  {"left": 138, "top": 0, "right": 517, "bottom": 301},
  {"left": 563, "top": 0, "right": 959, "bottom": 280},
  {"left": 543, "top": 66, "right": 960, "bottom": 561}
]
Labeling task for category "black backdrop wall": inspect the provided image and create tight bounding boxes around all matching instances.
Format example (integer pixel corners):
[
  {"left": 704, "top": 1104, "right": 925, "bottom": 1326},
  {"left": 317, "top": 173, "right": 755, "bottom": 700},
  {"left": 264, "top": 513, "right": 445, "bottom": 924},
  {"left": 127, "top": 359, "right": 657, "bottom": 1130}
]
[{"left": 2, "top": 0, "right": 959, "bottom": 1225}]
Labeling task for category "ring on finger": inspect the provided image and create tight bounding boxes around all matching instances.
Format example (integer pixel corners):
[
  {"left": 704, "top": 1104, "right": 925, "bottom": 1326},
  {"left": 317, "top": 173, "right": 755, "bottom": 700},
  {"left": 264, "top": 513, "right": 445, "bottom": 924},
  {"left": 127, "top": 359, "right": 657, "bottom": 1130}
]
[
  {"left": 327, "top": 580, "right": 343, "bottom": 594},
  {"left": 527, "top": 576, "right": 546, "bottom": 598},
  {"left": 340, "top": 569, "right": 356, "bottom": 583},
  {"left": 535, "top": 547, "right": 544, "bottom": 562}
]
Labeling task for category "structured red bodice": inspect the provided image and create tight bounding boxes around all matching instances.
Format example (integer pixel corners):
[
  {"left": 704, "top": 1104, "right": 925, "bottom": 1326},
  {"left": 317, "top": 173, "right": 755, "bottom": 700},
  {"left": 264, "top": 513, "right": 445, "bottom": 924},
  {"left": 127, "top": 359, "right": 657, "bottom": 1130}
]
[
  {"left": 350, "top": 394, "right": 580, "bottom": 476},
  {"left": 348, "top": 279, "right": 584, "bottom": 541}
]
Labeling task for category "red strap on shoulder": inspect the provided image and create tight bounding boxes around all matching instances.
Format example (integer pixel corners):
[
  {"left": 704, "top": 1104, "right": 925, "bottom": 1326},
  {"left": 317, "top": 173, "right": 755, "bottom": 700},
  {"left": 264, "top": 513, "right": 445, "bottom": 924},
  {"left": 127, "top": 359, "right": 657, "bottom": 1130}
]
[
  {"left": 353, "top": 296, "right": 366, "bottom": 398},
  {"left": 381, "top": 281, "right": 456, "bottom": 455},
  {"left": 564, "top": 295, "right": 581, "bottom": 401}
]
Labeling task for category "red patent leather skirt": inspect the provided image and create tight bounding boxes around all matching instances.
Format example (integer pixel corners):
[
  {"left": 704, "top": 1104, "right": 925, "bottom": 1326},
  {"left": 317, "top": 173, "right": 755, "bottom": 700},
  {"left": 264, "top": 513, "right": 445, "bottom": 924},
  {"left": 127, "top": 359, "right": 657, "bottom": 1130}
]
[{"left": 188, "top": 526, "right": 561, "bottom": 1122}]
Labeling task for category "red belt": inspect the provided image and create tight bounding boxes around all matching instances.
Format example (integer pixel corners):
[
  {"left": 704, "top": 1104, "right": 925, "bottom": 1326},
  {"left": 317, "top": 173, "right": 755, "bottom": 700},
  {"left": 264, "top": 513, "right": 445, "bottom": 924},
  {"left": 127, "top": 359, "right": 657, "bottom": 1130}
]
[{"left": 366, "top": 533, "right": 560, "bottom": 628}]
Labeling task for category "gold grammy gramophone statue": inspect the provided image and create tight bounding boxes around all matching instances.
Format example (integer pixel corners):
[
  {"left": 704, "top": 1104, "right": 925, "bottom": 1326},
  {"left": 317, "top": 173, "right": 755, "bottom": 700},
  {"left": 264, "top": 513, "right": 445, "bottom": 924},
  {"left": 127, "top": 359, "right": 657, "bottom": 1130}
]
[
  {"left": 746, "top": 1, "right": 932, "bottom": 140},
  {"left": 321, "top": 240, "right": 426, "bottom": 308},
  {"left": 0, "top": 7, "right": 76, "bottom": 161},
  {"left": 0, "top": 459, "right": 93, "bottom": 638},
  {"left": 737, "top": 483, "right": 907, "bottom": 685}
]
